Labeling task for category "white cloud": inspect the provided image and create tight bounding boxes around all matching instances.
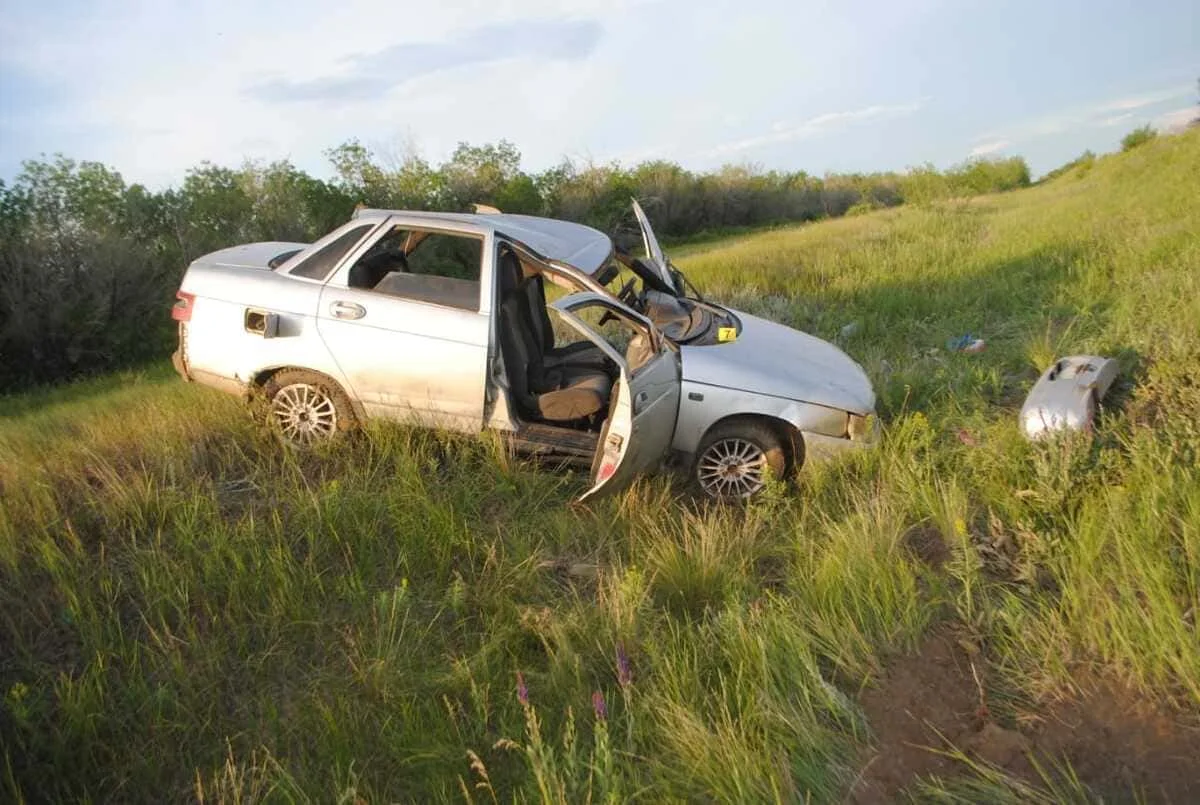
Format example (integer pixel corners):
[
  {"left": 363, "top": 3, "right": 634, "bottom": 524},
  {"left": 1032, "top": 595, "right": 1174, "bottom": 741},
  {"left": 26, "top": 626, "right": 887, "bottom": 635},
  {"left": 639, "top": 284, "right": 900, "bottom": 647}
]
[
  {"left": 1156, "top": 106, "right": 1198, "bottom": 132},
  {"left": 972, "top": 83, "right": 1194, "bottom": 150},
  {"left": 1096, "top": 112, "right": 1134, "bottom": 128},
  {"left": 968, "top": 139, "right": 1010, "bottom": 157},
  {"left": 245, "top": 19, "right": 602, "bottom": 104},
  {"left": 1093, "top": 87, "right": 1193, "bottom": 113},
  {"left": 0, "top": 0, "right": 651, "bottom": 186},
  {"left": 698, "top": 101, "right": 926, "bottom": 159}
]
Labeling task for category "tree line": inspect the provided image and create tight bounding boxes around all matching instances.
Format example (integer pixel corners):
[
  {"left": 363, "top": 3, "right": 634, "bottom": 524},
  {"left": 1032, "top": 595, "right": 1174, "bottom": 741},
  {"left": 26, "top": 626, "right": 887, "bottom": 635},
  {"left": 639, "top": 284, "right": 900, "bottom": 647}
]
[{"left": 0, "top": 140, "right": 1030, "bottom": 388}]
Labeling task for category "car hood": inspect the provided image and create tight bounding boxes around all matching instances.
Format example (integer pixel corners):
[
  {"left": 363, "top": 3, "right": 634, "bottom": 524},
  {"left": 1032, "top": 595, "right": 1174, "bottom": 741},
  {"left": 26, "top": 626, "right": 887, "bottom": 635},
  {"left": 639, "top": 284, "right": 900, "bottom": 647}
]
[
  {"left": 678, "top": 311, "right": 876, "bottom": 415},
  {"left": 195, "top": 241, "right": 308, "bottom": 270}
]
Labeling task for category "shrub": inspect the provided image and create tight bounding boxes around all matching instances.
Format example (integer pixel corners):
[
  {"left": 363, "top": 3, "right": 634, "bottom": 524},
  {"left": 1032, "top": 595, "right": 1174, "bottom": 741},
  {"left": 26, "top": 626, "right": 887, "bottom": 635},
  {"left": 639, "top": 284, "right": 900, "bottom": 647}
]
[
  {"left": 0, "top": 140, "right": 1040, "bottom": 388},
  {"left": 1121, "top": 125, "right": 1157, "bottom": 152},
  {"left": 946, "top": 157, "right": 1032, "bottom": 196},
  {"left": 1040, "top": 151, "right": 1097, "bottom": 183}
]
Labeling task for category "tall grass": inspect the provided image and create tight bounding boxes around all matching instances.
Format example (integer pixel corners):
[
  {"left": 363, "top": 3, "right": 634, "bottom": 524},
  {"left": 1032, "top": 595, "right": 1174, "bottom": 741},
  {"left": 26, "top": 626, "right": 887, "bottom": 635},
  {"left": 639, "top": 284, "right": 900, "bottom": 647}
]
[{"left": 2, "top": 129, "right": 1199, "bottom": 802}]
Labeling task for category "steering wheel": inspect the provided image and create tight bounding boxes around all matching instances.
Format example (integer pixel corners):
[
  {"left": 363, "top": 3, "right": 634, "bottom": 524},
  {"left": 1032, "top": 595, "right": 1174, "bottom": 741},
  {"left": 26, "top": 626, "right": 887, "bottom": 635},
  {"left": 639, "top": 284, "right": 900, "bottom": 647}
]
[{"left": 595, "top": 280, "right": 634, "bottom": 326}]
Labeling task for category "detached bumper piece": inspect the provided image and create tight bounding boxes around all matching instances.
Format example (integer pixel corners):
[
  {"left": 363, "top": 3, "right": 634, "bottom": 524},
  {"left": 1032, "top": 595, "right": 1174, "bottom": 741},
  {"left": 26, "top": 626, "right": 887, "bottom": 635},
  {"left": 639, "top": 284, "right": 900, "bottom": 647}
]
[{"left": 1020, "top": 355, "right": 1118, "bottom": 439}]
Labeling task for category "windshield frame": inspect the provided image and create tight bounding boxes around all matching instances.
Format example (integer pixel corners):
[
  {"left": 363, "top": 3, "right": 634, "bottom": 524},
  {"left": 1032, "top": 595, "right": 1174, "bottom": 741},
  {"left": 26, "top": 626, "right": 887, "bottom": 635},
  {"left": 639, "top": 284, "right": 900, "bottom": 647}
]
[{"left": 631, "top": 199, "right": 680, "bottom": 293}]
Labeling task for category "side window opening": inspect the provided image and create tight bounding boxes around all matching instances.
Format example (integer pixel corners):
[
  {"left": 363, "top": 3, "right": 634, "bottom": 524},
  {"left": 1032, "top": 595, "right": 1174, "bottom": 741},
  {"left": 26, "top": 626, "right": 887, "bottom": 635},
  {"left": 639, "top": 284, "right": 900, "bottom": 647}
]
[
  {"left": 347, "top": 226, "right": 483, "bottom": 311},
  {"left": 407, "top": 232, "right": 482, "bottom": 282},
  {"left": 562, "top": 301, "right": 655, "bottom": 373},
  {"left": 289, "top": 224, "right": 373, "bottom": 281},
  {"left": 502, "top": 255, "right": 598, "bottom": 357}
]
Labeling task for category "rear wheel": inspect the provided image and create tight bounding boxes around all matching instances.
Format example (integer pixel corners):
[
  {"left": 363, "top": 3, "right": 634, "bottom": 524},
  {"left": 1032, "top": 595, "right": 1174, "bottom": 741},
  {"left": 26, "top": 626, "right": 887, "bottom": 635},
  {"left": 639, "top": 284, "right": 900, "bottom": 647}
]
[
  {"left": 693, "top": 420, "right": 788, "bottom": 500},
  {"left": 261, "top": 369, "right": 356, "bottom": 446}
]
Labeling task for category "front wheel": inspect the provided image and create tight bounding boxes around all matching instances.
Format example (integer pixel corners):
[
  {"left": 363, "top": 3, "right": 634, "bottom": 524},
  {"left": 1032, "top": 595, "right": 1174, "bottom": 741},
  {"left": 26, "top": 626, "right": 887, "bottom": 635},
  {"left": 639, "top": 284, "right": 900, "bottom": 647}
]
[
  {"left": 261, "top": 369, "right": 356, "bottom": 446},
  {"left": 693, "top": 420, "right": 789, "bottom": 500}
]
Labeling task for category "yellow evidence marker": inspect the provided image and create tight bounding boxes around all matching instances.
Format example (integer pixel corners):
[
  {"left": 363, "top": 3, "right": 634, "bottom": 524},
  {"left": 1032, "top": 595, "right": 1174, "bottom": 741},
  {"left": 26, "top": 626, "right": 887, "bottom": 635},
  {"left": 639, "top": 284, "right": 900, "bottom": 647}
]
[{"left": 718, "top": 327, "right": 738, "bottom": 343}]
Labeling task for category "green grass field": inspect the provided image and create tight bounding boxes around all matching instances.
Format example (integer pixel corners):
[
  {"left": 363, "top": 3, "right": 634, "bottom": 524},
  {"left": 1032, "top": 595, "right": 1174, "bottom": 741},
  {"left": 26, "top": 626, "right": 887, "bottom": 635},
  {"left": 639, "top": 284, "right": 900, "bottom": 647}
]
[{"left": 3, "top": 130, "right": 1199, "bottom": 803}]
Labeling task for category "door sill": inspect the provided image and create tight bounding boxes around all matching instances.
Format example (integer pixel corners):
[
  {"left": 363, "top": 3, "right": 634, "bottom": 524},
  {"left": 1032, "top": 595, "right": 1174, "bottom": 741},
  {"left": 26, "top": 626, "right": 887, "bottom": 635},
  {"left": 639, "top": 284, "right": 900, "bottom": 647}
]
[{"left": 509, "top": 422, "right": 598, "bottom": 464}]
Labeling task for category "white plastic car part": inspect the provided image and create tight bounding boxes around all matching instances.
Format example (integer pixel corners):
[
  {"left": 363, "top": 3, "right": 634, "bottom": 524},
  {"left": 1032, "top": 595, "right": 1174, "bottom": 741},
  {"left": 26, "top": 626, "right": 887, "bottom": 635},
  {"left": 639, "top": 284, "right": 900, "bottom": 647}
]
[{"left": 1020, "top": 355, "right": 1119, "bottom": 439}]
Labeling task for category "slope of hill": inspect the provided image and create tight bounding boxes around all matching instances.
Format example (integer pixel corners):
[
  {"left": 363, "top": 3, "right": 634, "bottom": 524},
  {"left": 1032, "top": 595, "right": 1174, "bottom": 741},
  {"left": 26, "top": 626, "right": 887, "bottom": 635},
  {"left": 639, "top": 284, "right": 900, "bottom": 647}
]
[{"left": 2, "top": 130, "right": 1198, "bottom": 802}]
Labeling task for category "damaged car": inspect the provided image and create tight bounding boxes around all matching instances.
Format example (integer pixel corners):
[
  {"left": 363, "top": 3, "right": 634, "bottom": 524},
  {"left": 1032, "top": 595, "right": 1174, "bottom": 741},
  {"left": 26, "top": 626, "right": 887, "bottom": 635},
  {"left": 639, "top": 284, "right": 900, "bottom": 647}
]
[{"left": 171, "top": 201, "right": 876, "bottom": 499}]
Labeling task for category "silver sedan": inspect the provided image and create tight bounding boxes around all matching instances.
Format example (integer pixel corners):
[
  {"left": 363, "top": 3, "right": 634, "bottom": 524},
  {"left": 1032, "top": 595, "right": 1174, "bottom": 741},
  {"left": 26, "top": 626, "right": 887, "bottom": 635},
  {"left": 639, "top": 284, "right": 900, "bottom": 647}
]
[{"left": 171, "top": 201, "right": 876, "bottom": 500}]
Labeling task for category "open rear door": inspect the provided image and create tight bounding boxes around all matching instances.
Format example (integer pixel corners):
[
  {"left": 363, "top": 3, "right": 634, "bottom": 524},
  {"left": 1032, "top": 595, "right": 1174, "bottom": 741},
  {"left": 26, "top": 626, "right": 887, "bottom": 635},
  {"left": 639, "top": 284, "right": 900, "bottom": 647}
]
[{"left": 549, "top": 294, "right": 681, "bottom": 501}]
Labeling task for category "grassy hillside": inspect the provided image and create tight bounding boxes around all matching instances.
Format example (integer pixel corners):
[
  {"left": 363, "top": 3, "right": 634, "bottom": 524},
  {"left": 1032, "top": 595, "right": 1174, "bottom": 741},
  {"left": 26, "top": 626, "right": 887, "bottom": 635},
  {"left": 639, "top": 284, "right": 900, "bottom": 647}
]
[{"left": 2, "top": 131, "right": 1198, "bottom": 803}]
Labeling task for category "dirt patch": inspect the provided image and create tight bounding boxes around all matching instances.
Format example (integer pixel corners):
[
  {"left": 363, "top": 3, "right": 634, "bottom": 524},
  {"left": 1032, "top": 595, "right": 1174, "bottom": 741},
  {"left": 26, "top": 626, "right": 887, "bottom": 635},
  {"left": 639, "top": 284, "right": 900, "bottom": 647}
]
[
  {"left": 849, "top": 631, "right": 1200, "bottom": 803},
  {"left": 850, "top": 630, "right": 984, "bottom": 803},
  {"left": 1030, "top": 674, "right": 1200, "bottom": 803},
  {"left": 901, "top": 524, "right": 949, "bottom": 569}
]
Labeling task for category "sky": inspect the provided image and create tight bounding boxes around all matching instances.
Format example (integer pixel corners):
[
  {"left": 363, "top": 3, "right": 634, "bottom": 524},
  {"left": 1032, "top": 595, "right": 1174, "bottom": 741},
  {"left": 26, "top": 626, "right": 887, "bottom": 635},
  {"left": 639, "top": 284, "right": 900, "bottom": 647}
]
[{"left": 0, "top": 0, "right": 1196, "bottom": 188}]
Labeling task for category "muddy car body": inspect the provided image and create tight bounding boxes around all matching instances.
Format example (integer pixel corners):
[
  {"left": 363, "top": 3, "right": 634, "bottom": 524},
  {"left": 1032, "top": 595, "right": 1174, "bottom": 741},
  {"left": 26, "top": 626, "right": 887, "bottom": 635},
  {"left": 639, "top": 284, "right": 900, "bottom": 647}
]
[{"left": 172, "top": 202, "right": 876, "bottom": 499}]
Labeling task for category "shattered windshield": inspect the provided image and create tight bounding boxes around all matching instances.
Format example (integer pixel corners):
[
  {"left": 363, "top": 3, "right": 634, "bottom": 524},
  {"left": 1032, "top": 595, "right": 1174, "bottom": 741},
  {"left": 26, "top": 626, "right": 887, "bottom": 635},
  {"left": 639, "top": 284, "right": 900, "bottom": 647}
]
[{"left": 592, "top": 249, "right": 729, "bottom": 345}]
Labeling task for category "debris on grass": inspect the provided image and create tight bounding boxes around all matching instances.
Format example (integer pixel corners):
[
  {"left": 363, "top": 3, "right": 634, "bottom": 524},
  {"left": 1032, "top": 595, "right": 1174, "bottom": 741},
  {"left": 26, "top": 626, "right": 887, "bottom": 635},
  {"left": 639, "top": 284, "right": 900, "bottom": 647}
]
[
  {"left": 947, "top": 334, "right": 987, "bottom": 353},
  {"left": 1020, "top": 355, "right": 1119, "bottom": 439}
]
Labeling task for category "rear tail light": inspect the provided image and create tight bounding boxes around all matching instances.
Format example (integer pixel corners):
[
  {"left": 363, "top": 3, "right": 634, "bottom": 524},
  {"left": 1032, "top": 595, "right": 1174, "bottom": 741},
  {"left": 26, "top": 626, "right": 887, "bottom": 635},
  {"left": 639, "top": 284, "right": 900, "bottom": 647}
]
[{"left": 172, "top": 291, "right": 195, "bottom": 322}]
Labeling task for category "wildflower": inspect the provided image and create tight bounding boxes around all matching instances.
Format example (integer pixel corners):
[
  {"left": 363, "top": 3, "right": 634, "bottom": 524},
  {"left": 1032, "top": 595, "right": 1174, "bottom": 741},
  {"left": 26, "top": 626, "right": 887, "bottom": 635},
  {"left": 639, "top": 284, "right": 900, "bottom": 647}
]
[
  {"left": 592, "top": 690, "right": 608, "bottom": 721},
  {"left": 516, "top": 671, "right": 529, "bottom": 706},
  {"left": 616, "top": 643, "right": 632, "bottom": 688}
]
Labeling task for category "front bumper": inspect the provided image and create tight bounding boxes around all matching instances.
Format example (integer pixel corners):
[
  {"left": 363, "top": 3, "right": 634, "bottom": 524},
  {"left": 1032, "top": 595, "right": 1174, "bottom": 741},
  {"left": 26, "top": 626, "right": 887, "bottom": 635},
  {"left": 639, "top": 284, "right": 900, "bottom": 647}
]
[
  {"left": 802, "top": 431, "right": 870, "bottom": 462},
  {"left": 802, "top": 413, "right": 879, "bottom": 462}
]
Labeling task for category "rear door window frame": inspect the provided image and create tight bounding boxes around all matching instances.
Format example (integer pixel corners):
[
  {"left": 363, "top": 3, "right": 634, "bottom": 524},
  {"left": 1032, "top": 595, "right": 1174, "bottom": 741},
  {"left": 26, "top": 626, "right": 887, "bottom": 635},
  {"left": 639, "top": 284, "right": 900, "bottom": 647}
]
[{"left": 325, "top": 216, "right": 496, "bottom": 315}]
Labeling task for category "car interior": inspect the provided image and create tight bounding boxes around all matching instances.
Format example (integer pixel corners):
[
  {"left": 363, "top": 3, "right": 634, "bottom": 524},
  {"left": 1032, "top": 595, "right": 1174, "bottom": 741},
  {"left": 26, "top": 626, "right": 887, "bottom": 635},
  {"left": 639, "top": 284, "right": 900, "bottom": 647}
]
[
  {"left": 495, "top": 247, "right": 619, "bottom": 429},
  {"left": 347, "top": 227, "right": 484, "bottom": 311}
]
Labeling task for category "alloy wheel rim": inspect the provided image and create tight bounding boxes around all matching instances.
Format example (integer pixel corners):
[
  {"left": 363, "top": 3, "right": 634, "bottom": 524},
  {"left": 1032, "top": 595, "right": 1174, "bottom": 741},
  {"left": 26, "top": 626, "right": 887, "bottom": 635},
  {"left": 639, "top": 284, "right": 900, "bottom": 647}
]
[
  {"left": 271, "top": 383, "right": 337, "bottom": 444},
  {"left": 697, "top": 438, "right": 768, "bottom": 498}
]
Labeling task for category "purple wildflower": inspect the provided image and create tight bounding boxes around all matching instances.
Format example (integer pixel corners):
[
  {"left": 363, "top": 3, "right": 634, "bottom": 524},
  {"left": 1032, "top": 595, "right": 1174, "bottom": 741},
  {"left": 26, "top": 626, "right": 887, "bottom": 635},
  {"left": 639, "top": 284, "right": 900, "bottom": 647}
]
[
  {"left": 516, "top": 671, "right": 529, "bottom": 706},
  {"left": 616, "top": 643, "right": 632, "bottom": 688},
  {"left": 592, "top": 690, "right": 608, "bottom": 721}
]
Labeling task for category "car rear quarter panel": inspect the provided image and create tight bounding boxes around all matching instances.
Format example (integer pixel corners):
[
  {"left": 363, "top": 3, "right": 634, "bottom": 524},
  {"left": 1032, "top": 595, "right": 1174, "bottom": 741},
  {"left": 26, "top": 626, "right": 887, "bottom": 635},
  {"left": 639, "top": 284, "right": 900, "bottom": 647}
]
[{"left": 180, "top": 264, "right": 348, "bottom": 391}]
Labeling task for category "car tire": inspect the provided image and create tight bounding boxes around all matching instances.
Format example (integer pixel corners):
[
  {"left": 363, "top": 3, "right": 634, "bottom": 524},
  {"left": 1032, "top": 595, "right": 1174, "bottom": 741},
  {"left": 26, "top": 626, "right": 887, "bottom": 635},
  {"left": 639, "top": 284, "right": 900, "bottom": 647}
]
[
  {"left": 693, "top": 420, "right": 788, "bottom": 500},
  {"left": 261, "top": 369, "right": 357, "bottom": 446}
]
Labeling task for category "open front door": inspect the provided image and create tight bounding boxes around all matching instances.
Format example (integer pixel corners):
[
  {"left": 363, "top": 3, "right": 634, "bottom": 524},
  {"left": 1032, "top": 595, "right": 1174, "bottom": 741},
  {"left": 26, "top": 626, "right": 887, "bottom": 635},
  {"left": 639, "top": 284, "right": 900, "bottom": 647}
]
[{"left": 549, "top": 293, "right": 681, "bottom": 501}]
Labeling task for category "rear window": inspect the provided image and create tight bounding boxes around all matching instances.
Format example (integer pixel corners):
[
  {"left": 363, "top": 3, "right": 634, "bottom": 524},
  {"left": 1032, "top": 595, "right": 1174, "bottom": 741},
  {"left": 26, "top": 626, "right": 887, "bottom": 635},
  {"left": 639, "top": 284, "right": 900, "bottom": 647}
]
[{"left": 289, "top": 224, "right": 373, "bottom": 281}]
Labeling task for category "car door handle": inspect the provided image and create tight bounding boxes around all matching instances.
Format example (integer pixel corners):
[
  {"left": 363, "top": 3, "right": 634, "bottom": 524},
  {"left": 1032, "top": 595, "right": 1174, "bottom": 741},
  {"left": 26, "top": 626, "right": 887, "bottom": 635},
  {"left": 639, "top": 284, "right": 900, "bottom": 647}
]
[
  {"left": 329, "top": 301, "right": 366, "bottom": 320},
  {"left": 633, "top": 390, "right": 649, "bottom": 414}
]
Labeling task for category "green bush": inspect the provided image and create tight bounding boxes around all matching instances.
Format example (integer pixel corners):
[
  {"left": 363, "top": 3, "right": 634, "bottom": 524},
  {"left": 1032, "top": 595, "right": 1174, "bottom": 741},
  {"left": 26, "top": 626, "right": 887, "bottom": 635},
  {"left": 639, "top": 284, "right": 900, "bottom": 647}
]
[
  {"left": 0, "top": 157, "right": 354, "bottom": 388},
  {"left": 0, "top": 142, "right": 1034, "bottom": 388},
  {"left": 1040, "top": 150, "right": 1097, "bottom": 183},
  {"left": 946, "top": 156, "right": 1032, "bottom": 194},
  {"left": 1121, "top": 125, "right": 1157, "bottom": 151}
]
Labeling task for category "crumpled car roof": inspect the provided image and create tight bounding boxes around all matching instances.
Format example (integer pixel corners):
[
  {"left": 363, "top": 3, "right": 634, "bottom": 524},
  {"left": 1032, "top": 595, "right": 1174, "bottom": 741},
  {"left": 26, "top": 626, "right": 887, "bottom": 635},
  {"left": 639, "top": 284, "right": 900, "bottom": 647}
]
[{"left": 352, "top": 209, "right": 613, "bottom": 275}]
